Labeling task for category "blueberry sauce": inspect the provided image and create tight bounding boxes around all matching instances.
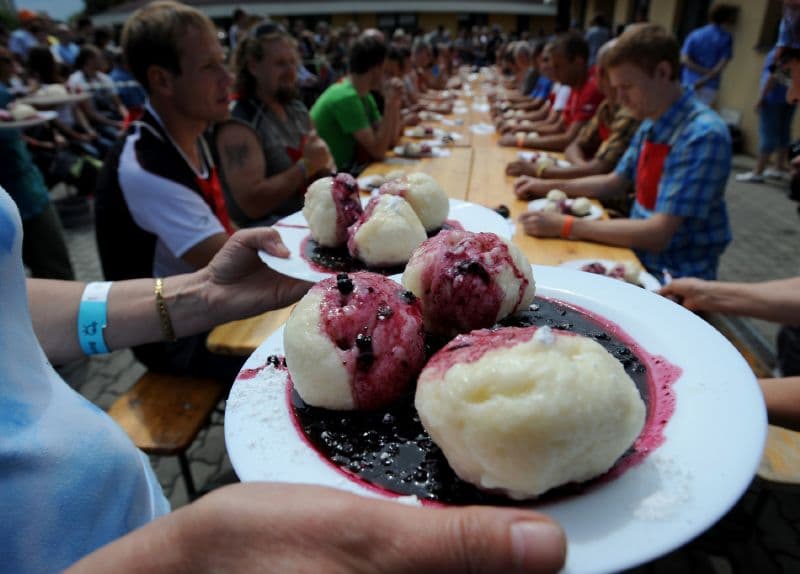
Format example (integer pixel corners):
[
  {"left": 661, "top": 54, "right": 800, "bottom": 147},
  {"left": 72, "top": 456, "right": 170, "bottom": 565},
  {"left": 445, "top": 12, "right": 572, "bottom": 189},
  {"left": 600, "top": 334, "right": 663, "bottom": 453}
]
[
  {"left": 286, "top": 297, "right": 681, "bottom": 505},
  {"left": 301, "top": 221, "right": 464, "bottom": 275}
]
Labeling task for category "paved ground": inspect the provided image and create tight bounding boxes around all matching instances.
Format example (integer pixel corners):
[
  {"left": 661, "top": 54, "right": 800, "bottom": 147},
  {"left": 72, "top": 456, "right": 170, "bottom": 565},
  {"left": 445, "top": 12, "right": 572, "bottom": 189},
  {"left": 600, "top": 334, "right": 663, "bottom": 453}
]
[{"left": 53, "top": 155, "right": 800, "bottom": 572}]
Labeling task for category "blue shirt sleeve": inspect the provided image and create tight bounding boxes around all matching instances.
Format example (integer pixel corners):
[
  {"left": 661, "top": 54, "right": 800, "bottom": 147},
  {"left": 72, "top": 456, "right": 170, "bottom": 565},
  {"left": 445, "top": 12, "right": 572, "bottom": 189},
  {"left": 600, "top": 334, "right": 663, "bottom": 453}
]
[
  {"left": 655, "top": 124, "right": 731, "bottom": 218},
  {"left": 722, "top": 31, "right": 733, "bottom": 60}
]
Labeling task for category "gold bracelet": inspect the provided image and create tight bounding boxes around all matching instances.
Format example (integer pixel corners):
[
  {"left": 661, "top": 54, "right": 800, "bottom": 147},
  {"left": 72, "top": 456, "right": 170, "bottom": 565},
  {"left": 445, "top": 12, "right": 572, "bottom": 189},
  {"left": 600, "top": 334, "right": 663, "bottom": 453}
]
[{"left": 154, "top": 278, "right": 177, "bottom": 342}]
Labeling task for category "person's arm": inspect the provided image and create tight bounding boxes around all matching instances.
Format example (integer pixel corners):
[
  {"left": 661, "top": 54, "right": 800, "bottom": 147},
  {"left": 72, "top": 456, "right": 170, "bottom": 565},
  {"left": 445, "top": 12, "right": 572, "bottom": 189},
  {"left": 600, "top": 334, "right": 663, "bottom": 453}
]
[
  {"left": 564, "top": 135, "right": 591, "bottom": 166},
  {"left": 351, "top": 91, "right": 401, "bottom": 161},
  {"left": 181, "top": 233, "right": 229, "bottom": 269},
  {"left": 659, "top": 277, "right": 800, "bottom": 324},
  {"left": 520, "top": 210, "right": 684, "bottom": 253},
  {"left": 760, "top": 377, "right": 800, "bottom": 432},
  {"left": 28, "top": 228, "right": 309, "bottom": 365},
  {"left": 66, "top": 483, "right": 566, "bottom": 574},
  {"left": 216, "top": 122, "right": 310, "bottom": 220},
  {"left": 513, "top": 171, "right": 627, "bottom": 201},
  {"left": 519, "top": 119, "right": 588, "bottom": 152},
  {"left": 78, "top": 98, "right": 122, "bottom": 129},
  {"left": 695, "top": 58, "right": 729, "bottom": 89},
  {"left": 680, "top": 53, "right": 711, "bottom": 76}
]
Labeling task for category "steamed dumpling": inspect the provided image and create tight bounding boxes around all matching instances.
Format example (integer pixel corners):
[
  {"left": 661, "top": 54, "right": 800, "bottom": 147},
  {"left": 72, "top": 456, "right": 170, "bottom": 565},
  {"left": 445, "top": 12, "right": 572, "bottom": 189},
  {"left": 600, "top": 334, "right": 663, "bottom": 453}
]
[
  {"left": 415, "top": 325, "right": 646, "bottom": 499},
  {"left": 347, "top": 195, "right": 426, "bottom": 267}
]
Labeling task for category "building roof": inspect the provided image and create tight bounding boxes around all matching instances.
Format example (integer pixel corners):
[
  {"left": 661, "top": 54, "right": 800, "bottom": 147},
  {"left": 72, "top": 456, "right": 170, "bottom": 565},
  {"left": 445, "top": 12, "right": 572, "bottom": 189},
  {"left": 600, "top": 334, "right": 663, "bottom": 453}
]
[{"left": 92, "top": 0, "right": 557, "bottom": 26}]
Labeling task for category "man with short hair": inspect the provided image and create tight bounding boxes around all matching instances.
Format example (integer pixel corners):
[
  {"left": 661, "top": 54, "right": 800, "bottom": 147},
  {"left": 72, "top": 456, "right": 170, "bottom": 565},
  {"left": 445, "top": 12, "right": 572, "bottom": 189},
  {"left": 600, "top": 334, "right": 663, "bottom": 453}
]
[
  {"left": 216, "top": 20, "right": 332, "bottom": 227},
  {"left": 517, "top": 24, "right": 732, "bottom": 280},
  {"left": 680, "top": 3, "right": 737, "bottom": 106},
  {"left": 94, "top": 0, "right": 243, "bottom": 379},
  {"left": 499, "top": 32, "right": 604, "bottom": 152},
  {"left": 311, "top": 33, "right": 402, "bottom": 172}
]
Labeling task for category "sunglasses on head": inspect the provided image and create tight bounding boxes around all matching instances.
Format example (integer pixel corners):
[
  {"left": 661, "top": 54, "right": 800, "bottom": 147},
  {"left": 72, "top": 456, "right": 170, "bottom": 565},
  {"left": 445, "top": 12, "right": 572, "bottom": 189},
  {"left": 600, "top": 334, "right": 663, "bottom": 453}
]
[{"left": 251, "top": 20, "right": 286, "bottom": 38}]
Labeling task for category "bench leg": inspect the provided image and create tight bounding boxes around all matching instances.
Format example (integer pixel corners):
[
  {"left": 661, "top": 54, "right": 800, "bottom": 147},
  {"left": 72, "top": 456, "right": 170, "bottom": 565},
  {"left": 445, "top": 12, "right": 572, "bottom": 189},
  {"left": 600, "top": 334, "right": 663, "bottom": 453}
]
[{"left": 178, "top": 453, "right": 197, "bottom": 501}]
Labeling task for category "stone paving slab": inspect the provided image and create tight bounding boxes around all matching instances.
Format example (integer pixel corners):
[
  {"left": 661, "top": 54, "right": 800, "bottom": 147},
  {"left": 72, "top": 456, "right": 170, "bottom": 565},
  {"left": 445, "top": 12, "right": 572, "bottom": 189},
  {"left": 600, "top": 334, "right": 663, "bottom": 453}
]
[{"left": 53, "top": 158, "right": 800, "bottom": 571}]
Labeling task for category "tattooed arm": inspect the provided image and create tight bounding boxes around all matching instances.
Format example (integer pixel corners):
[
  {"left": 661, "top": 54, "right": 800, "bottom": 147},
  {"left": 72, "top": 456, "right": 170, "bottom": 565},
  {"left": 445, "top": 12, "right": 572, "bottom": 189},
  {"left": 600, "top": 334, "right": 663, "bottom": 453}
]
[{"left": 215, "top": 121, "right": 308, "bottom": 220}]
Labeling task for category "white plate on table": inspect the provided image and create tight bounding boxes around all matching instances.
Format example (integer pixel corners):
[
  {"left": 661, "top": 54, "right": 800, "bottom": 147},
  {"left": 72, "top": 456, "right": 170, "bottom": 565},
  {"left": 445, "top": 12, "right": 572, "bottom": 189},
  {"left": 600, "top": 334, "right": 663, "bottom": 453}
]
[
  {"left": 17, "top": 92, "right": 91, "bottom": 107},
  {"left": 560, "top": 258, "right": 661, "bottom": 291},
  {"left": 403, "top": 128, "right": 462, "bottom": 141},
  {"left": 225, "top": 265, "right": 766, "bottom": 574},
  {"left": 392, "top": 145, "right": 450, "bottom": 159},
  {"left": 527, "top": 198, "right": 604, "bottom": 220},
  {"left": 517, "top": 151, "right": 571, "bottom": 168},
  {"left": 0, "top": 110, "right": 57, "bottom": 129},
  {"left": 260, "top": 198, "right": 512, "bottom": 283}
]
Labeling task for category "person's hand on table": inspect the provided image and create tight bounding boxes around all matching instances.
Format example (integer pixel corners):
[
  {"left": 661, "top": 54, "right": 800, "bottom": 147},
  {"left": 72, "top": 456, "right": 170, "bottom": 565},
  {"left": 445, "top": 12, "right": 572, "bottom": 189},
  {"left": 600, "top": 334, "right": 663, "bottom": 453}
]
[
  {"left": 403, "top": 111, "right": 421, "bottom": 126},
  {"left": 198, "top": 227, "right": 312, "bottom": 327},
  {"left": 506, "top": 160, "right": 537, "bottom": 177},
  {"left": 514, "top": 176, "right": 551, "bottom": 200},
  {"left": 658, "top": 277, "right": 716, "bottom": 310},
  {"left": 67, "top": 483, "right": 567, "bottom": 574},
  {"left": 519, "top": 211, "right": 565, "bottom": 238}
]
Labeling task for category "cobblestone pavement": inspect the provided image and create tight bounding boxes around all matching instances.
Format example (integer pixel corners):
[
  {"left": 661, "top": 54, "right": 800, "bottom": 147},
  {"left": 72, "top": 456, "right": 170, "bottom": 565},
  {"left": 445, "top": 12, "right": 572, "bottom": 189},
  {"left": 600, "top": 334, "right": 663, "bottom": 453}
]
[{"left": 54, "top": 156, "right": 800, "bottom": 571}]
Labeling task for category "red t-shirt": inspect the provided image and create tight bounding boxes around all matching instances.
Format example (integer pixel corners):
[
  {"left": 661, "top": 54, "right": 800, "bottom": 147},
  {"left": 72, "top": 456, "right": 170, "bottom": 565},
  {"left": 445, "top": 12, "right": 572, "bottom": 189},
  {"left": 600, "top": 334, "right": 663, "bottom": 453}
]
[{"left": 562, "top": 67, "right": 605, "bottom": 127}]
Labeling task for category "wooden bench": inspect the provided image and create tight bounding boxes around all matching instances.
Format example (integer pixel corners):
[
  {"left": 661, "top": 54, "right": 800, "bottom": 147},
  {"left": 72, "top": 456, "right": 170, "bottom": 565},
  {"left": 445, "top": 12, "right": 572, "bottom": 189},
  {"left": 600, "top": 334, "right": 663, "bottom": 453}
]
[{"left": 108, "top": 372, "right": 227, "bottom": 499}]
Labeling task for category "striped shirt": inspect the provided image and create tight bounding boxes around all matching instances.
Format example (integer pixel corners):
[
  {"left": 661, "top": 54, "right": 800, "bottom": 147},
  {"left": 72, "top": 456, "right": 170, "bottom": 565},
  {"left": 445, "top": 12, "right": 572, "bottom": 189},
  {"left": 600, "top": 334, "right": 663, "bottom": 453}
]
[{"left": 615, "top": 91, "right": 732, "bottom": 279}]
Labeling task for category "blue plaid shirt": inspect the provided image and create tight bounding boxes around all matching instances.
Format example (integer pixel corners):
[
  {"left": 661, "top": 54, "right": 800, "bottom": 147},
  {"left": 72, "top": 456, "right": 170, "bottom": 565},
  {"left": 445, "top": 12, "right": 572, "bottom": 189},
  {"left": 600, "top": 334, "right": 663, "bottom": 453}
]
[{"left": 615, "top": 91, "right": 732, "bottom": 279}]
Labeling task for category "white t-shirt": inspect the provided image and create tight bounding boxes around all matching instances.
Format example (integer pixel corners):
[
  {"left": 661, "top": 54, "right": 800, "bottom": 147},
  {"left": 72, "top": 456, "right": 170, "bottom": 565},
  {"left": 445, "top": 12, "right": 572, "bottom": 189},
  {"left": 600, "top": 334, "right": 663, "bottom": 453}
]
[
  {"left": 67, "top": 69, "right": 116, "bottom": 95},
  {"left": 0, "top": 187, "right": 169, "bottom": 573},
  {"left": 552, "top": 83, "right": 572, "bottom": 112}
]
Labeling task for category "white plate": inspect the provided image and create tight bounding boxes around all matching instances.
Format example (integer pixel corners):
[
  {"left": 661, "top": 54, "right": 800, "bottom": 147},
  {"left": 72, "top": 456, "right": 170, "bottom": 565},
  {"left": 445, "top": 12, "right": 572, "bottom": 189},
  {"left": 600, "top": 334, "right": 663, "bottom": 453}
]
[
  {"left": 392, "top": 145, "right": 450, "bottom": 159},
  {"left": 225, "top": 265, "right": 766, "bottom": 574},
  {"left": 403, "top": 127, "right": 462, "bottom": 141},
  {"left": 517, "top": 151, "right": 571, "bottom": 168},
  {"left": 559, "top": 259, "right": 661, "bottom": 291},
  {"left": 0, "top": 110, "right": 58, "bottom": 129},
  {"left": 355, "top": 174, "right": 386, "bottom": 191},
  {"left": 260, "top": 198, "right": 513, "bottom": 282},
  {"left": 17, "top": 92, "right": 91, "bottom": 107},
  {"left": 527, "top": 198, "right": 604, "bottom": 220}
]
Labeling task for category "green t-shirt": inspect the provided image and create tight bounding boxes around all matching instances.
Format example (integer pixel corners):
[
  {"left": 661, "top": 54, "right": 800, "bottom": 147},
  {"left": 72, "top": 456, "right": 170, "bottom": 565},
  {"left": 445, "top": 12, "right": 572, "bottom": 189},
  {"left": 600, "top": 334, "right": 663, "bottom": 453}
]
[{"left": 310, "top": 78, "right": 380, "bottom": 171}]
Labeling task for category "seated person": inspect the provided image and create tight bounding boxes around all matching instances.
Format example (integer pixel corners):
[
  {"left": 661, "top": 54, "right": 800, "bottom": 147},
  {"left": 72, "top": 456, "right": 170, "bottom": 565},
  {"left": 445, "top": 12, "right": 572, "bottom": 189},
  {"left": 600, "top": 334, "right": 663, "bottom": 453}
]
[
  {"left": 499, "top": 32, "right": 604, "bottom": 152},
  {"left": 94, "top": 2, "right": 243, "bottom": 382},
  {"left": 412, "top": 38, "right": 447, "bottom": 92},
  {"left": 517, "top": 24, "right": 732, "bottom": 281},
  {"left": 383, "top": 45, "right": 421, "bottom": 126},
  {"left": 311, "top": 33, "right": 402, "bottom": 173},
  {"left": 217, "top": 20, "right": 333, "bottom": 227},
  {"left": 506, "top": 40, "right": 640, "bottom": 217},
  {"left": 660, "top": 30, "right": 800, "bottom": 432},
  {"left": 491, "top": 43, "right": 555, "bottom": 119},
  {"left": 493, "top": 41, "right": 548, "bottom": 107},
  {"left": 68, "top": 45, "right": 126, "bottom": 145}
]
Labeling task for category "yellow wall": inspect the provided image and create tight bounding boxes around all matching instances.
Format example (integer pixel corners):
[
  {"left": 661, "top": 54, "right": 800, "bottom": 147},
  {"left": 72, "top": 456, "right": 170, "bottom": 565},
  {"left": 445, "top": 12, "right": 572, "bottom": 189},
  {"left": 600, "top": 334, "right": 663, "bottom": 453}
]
[
  {"left": 612, "top": 0, "right": 633, "bottom": 28},
  {"left": 648, "top": 0, "right": 680, "bottom": 32},
  {"left": 331, "top": 13, "right": 376, "bottom": 30},
  {"left": 489, "top": 13, "right": 517, "bottom": 33},
  {"left": 417, "top": 13, "right": 458, "bottom": 36}
]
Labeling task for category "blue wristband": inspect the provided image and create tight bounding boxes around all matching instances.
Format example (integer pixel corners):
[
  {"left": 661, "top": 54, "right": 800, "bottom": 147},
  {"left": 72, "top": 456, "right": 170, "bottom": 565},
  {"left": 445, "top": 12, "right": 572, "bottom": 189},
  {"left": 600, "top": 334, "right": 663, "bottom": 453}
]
[{"left": 77, "top": 281, "right": 112, "bottom": 355}]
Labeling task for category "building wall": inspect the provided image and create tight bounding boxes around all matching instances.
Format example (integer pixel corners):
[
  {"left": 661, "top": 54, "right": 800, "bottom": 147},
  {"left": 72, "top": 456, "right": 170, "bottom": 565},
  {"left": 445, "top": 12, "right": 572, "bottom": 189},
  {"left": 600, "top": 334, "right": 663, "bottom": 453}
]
[
  {"left": 331, "top": 13, "right": 377, "bottom": 29},
  {"left": 417, "top": 13, "right": 459, "bottom": 35},
  {"left": 489, "top": 13, "right": 518, "bottom": 33},
  {"left": 647, "top": 0, "right": 680, "bottom": 32}
]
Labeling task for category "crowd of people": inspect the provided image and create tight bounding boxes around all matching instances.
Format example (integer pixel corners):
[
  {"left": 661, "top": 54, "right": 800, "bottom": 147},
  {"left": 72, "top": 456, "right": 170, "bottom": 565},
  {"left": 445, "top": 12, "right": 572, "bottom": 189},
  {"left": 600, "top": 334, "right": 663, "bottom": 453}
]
[{"left": 2, "top": 0, "right": 800, "bottom": 571}]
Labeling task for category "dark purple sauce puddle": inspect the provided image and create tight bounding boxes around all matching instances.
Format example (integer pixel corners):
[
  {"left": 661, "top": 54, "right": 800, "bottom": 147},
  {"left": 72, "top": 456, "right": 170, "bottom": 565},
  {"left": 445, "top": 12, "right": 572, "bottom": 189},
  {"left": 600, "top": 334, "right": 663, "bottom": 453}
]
[
  {"left": 286, "top": 296, "right": 680, "bottom": 506},
  {"left": 301, "top": 220, "right": 465, "bottom": 275}
]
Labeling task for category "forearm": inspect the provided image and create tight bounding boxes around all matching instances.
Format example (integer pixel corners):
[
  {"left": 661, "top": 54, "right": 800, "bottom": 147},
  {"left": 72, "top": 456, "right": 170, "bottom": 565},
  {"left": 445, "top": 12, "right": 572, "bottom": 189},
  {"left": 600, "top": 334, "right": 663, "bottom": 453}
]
[
  {"left": 544, "top": 174, "right": 622, "bottom": 200},
  {"left": 542, "top": 159, "right": 613, "bottom": 179},
  {"left": 695, "top": 278, "right": 800, "bottom": 323},
  {"left": 682, "top": 56, "right": 710, "bottom": 75},
  {"left": 28, "top": 271, "right": 215, "bottom": 365},
  {"left": 526, "top": 131, "right": 570, "bottom": 152},
  {"left": 564, "top": 141, "right": 589, "bottom": 166},
  {"left": 569, "top": 217, "right": 671, "bottom": 252},
  {"left": 237, "top": 167, "right": 305, "bottom": 219},
  {"left": 759, "top": 377, "right": 800, "bottom": 432}
]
